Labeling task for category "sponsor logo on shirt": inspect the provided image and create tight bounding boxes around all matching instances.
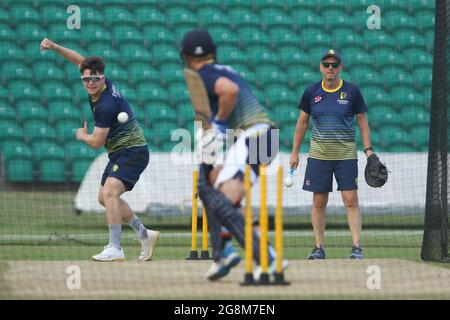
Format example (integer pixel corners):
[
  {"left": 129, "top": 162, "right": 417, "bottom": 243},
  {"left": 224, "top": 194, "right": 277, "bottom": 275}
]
[
  {"left": 314, "top": 95, "right": 322, "bottom": 103},
  {"left": 337, "top": 91, "right": 349, "bottom": 105}
]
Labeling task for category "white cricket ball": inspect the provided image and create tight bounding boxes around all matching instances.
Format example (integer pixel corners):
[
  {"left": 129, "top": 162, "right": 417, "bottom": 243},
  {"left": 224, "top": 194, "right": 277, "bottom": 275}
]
[
  {"left": 284, "top": 175, "right": 294, "bottom": 188},
  {"left": 117, "top": 112, "right": 129, "bottom": 123}
]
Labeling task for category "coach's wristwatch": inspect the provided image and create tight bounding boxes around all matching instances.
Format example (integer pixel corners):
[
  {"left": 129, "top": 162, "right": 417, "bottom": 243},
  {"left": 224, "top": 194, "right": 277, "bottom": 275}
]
[{"left": 364, "top": 147, "right": 373, "bottom": 154}]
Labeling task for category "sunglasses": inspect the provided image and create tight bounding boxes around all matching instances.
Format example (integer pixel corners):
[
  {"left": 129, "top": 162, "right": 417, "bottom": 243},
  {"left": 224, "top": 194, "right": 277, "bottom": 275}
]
[
  {"left": 80, "top": 75, "right": 104, "bottom": 83},
  {"left": 322, "top": 62, "right": 340, "bottom": 68}
]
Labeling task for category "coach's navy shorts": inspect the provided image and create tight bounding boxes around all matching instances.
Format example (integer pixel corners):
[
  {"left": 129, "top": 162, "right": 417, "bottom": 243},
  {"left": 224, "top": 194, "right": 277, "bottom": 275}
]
[
  {"left": 101, "top": 146, "right": 149, "bottom": 191},
  {"left": 303, "top": 158, "right": 358, "bottom": 193}
]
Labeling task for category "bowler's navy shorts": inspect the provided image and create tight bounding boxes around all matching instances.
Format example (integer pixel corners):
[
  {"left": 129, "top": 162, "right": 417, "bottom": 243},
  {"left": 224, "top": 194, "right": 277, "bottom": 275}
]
[
  {"left": 101, "top": 146, "right": 149, "bottom": 191},
  {"left": 303, "top": 158, "right": 358, "bottom": 193}
]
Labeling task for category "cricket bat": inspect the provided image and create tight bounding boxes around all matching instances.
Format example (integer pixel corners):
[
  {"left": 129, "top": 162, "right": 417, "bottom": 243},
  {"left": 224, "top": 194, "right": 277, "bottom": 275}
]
[{"left": 183, "top": 68, "right": 212, "bottom": 130}]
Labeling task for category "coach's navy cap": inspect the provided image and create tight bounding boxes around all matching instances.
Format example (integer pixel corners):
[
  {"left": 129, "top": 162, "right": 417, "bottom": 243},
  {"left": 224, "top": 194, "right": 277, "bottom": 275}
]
[
  {"left": 321, "top": 49, "right": 342, "bottom": 62},
  {"left": 181, "top": 29, "right": 217, "bottom": 57}
]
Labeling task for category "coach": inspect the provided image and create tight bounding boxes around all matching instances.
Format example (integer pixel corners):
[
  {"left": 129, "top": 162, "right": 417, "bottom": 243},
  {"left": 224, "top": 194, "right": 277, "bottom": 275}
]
[{"left": 289, "top": 49, "right": 374, "bottom": 260}]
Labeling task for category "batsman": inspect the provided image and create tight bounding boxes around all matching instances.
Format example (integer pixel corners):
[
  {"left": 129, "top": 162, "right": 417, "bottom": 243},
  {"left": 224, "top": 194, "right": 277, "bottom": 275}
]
[{"left": 180, "top": 29, "right": 287, "bottom": 281}]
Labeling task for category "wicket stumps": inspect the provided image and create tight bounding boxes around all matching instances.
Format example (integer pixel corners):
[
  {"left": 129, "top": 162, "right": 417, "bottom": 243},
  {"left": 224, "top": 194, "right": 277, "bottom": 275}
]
[
  {"left": 241, "top": 164, "right": 289, "bottom": 285},
  {"left": 187, "top": 168, "right": 211, "bottom": 260}
]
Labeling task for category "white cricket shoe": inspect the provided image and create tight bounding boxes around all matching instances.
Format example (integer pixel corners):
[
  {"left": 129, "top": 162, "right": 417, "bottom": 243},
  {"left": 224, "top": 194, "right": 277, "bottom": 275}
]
[
  {"left": 253, "top": 259, "right": 289, "bottom": 282},
  {"left": 92, "top": 245, "right": 125, "bottom": 262},
  {"left": 138, "top": 229, "right": 160, "bottom": 261}
]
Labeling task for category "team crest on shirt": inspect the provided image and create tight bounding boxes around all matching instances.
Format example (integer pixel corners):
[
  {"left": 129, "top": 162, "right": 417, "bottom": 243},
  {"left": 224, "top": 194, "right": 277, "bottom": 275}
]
[
  {"left": 112, "top": 164, "right": 119, "bottom": 172},
  {"left": 337, "top": 91, "right": 349, "bottom": 105},
  {"left": 314, "top": 95, "right": 322, "bottom": 103}
]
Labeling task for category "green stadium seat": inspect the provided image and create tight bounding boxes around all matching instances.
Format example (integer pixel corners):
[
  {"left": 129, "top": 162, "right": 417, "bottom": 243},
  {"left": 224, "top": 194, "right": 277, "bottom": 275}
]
[
  {"left": 167, "top": 83, "right": 190, "bottom": 106},
  {"left": 176, "top": 103, "right": 195, "bottom": 127},
  {"left": 219, "top": 46, "right": 248, "bottom": 65},
  {"left": 9, "top": 81, "right": 40, "bottom": 102},
  {"left": 16, "top": 23, "right": 46, "bottom": 45},
  {"left": 322, "top": 9, "right": 352, "bottom": 31},
  {"left": 135, "top": 8, "right": 167, "bottom": 28},
  {"left": 17, "top": 103, "right": 49, "bottom": 124},
  {"left": 0, "top": 42, "right": 26, "bottom": 63},
  {"left": 119, "top": 87, "right": 137, "bottom": 104},
  {"left": 311, "top": 0, "right": 346, "bottom": 11},
  {"left": 368, "top": 108, "right": 402, "bottom": 130},
  {"left": 0, "top": 85, "right": 8, "bottom": 101},
  {"left": 275, "top": 45, "right": 307, "bottom": 67},
  {"left": 403, "top": 49, "right": 433, "bottom": 69},
  {"left": 382, "top": 68, "right": 415, "bottom": 88},
  {"left": 132, "top": 107, "right": 147, "bottom": 126},
  {"left": 119, "top": 44, "right": 152, "bottom": 62},
  {"left": 40, "top": 6, "right": 66, "bottom": 26},
  {"left": 5, "top": 158, "right": 34, "bottom": 182},
  {"left": 269, "top": 27, "right": 302, "bottom": 48},
  {"left": 291, "top": 9, "right": 322, "bottom": 28},
  {"left": 410, "top": 126, "right": 429, "bottom": 151},
  {"left": 0, "top": 8, "right": 9, "bottom": 24},
  {"left": 254, "top": 65, "right": 289, "bottom": 89},
  {"left": 32, "top": 142, "right": 65, "bottom": 161},
  {"left": 104, "top": 6, "right": 135, "bottom": 27},
  {"left": 10, "top": 5, "right": 40, "bottom": 24},
  {"left": 414, "top": 11, "right": 435, "bottom": 33},
  {"left": 173, "top": 25, "right": 198, "bottom": 43},
  {"left": 1, "top": 142, "right": 31, "bottom": 162},
  {"left": 379, "top": 125, "right": 412, "bottom": 150},
  {"left": 80, "top": 24, "right": 112, "bottom": 44},
  {"left": 48, "top": 103, "right": 81, "bottom": 123},
  {"left": 385, "top": 143, "right": 416, "bottom": 153},
  {"left": 48, "top": 25, "right": 83, "bottom": 44},
  {"left": 142, "top": 26, "right": 176, "bottom": 45},
  {"left": 384, "top": 10, "right": 416, "bottom": 32},
  {"left": 362, "top": 31, "right": 397, "bottom": 51},
  {"left": 393, "top": 30, "right": 426, "bottom": 51},
  {"left": 152, "top": 44, "right": 179, "bottom": 64},
  {"left": 361, "top": 86, "right": 393, "bottom": 109},
  {"left": 1, "top": 61, "right": 33, "bottom": 82},
  {"left": 245, "top": 45, "right": 278, "bottom": 67},
  {"left": 392, "top": 86, "right": 426, "bottom": 110},
  {"left": 136, "top": 83, "right": 168, "bottom": 104},
  {"left": 80, "top": 6, "right": 104, "bottom": 25},
  {"left": 373, "top": 49, "right": 404, "bottom": 69},
  {"left": 32, "top": 61, "right": 66, "bottom": 83},
  {"left": 412, "top": 67, "right": 433, "bottom": 91},
  {"left": 0, "top": 24, "right": 18, "bottom": 42},
  {"left": 166, "top": 7, "right": 198, "bottom": 29},
  {"left": 400, "top": 107, "right": 429, "bottom": 128},
  {"left": 128, "top": 62, "right": 161, "bottom": 84},
  {"left": 40, "top": 82, "right": 72, "bottom": 103},
  {"left": 0, "top": 122, "right": 24, "bottom": 147},
  {"left": 264, "top": 84, "right": 297, "bottom": 107},
  {"left": 259, "top": 9, "right": 293, "bottom": 29},
  {"left": 105, "top": 63, "right": 129, "bottom": 83},
  {"left": 348, "top": 68, "right": 384, "bottom": 88},
  {"left": 228, "top": 8, "right": 260, "bottom": 29},
  {"left": 160, "top": 63, "right": 184, "bottom": 85},
  {"left": 24, "top": 122, "right": 56, "bottom": 144},
  {"left": 88, "top": 43, "right": 120, "bottom": 64},
  {"left": 239, "top": 27, "right": 270, "bottom": 47},
  {"left": 0, "top": 104, "right": 17, "bottom": 122},
  {"left": 197, "top": 7, "right": 230, "bottom": 28},
  {"left": 339, "top": 48, "right": 371, "bottom": 68},
  {"left": 112, "top": 26, "right": 144, "bottom": 45},
  {"left": 301, "top": 29, "right": 332, "bottom": 48},
  {"left": 332, "top": 32, "right": 366, "bottom": 52},
  {"left": 144, "top": 105, "right": 178, "bottom": 124},
  {"left": 208, "top": 26, "right": 239, "bottom": 46},
  {"left": 272, "top": 103, "right": 299, "bottom": 126},
  {"left": 71, "top": 159, "right": 93, "bottom": 182},
  {"left": 287, "top": 66, "right": 314, "bottom": 89},
  {"left": 257, "top": 0, "right": 286, "bottom": 11},
  {"left": 65, "top": 141, "right": 99, "bottom": 161},
  {"left": 39, "top": 159, "right": 67, "bottom": 182}
]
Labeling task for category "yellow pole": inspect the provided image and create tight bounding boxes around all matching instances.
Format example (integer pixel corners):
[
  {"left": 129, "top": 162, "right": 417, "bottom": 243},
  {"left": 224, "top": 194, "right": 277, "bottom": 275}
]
[
  {"left": 275, "top": 166, "right": 283, "bottom": 273},
  {"left": 260, "top": 164, "right": 268, "bottom": 274},
  {"left": 244, "top": 165, "right": 253, "bottom": 275},
  {"left": 201, "top": 207, "right": 208, "bottom": 252},
  {"left": 190, "top": 169, "right": 198, "bottom": 253}
]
